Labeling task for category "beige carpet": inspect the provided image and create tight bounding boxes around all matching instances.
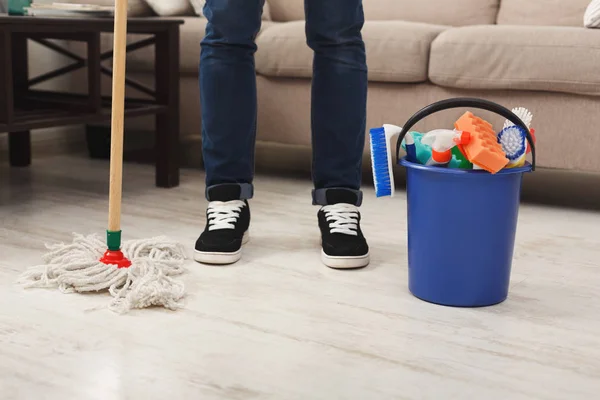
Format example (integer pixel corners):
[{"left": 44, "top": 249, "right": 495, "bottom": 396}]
[{"left": 1, "top": 155, "right": 599, "bottom": 399}]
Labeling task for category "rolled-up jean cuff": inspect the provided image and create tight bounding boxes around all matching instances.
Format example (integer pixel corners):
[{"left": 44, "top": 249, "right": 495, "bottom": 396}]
[
  {"left": 312, "top": 188, "right": 363, "bottom": 206},
  {"left": 205, "top": 183, "right": 254, "bottom": 201}
]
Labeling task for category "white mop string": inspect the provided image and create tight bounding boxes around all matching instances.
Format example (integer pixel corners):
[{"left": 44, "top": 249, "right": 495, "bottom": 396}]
[{"left": 18, "top": 233, "right": 187, "bottom": 314}]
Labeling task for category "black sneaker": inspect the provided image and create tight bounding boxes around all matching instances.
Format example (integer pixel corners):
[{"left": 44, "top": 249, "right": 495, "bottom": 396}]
[
  {"left": 194, "top": 185, "right": 250, "bottom": 265},
  {"left": 318, "top": 190, "right": 370, "bottom": 269}
]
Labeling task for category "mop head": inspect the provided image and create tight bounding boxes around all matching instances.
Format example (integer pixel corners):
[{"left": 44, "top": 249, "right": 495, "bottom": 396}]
[{"left": 17, "top": 233, "right": 187, "bottom": 314}]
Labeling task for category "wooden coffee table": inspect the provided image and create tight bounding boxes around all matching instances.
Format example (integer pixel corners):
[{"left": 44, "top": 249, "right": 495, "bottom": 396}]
[{"left": 0, "top": 16, "right": 183, "bottom": 188}]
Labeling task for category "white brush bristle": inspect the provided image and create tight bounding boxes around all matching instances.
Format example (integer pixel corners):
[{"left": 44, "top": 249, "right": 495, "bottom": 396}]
[
  {"left": 499, "top": 126, "right": 526, "bottom": 160},
  {"left": 504, "top": 107, "right": 533, "bottom": 130}
]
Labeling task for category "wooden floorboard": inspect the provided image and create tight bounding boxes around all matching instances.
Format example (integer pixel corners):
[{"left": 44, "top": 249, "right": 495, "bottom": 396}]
[{"left": 1, "top": 154, "right": 600, "bottom": 399}]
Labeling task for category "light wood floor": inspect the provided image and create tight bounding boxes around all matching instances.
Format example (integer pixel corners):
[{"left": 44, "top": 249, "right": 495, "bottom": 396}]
[{"left": 1, "top": 154, "right": 600, "bottom": 400}]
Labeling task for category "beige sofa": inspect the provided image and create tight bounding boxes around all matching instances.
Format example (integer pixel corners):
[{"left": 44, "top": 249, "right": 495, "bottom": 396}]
[{"left": 90, "top": 0, "right": 600, "bottom": 176}]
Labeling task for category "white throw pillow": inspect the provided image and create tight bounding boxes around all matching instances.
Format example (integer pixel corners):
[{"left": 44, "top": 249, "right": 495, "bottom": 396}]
[
  {"left": 144, "top": 0, "right": 193, "bottom": 16},
  {"left": 189, "top": 0, "right": 205, "bottom": 16},
  {"left": 585, "top": 0, "right": 600, "bottom": 28}
]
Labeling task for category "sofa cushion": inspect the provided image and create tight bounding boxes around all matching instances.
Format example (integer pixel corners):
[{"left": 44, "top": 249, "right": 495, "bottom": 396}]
[
  {"left": 429, "top": 25, "right": 600, "bottom": 96},
  {"left": 497, "top": 0, "right": 590, "bottom": 27},
  {"left": 267, "top": 0, "right": 499, "bottom": 26},
  {"left": 191, "top": 0, "right": 272, "bottom": 20},
  {"left": 256, "top": 20, "right": 447, "bottom": 83},
  {"left": 264, "top": 0, "right": 302, "bottom": 22},
  {"left": 91, "top": 18, "right": 275, "bottom": 75},
  {"left": 116, "top": 17, "right": 208, "bottom": 74}
]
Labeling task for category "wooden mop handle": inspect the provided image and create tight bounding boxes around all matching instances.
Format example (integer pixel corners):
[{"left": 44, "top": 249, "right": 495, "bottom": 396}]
[{"left": 108, "top": 0, "right": 128, "bottom": 233}]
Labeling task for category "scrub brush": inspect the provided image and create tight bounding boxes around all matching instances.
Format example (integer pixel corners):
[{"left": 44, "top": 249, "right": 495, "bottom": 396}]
[
  {"left": 501, "top": 106, "right": 536, "bottom": 164},
  {"left": 504, "top": 107, "right": 533, "bottom": 130},
  {"left": 369, "top": 124, "right": 402, "bottom": 197},
  {"left": 498, "top": 125, "right": 527, "bottom": 168}
]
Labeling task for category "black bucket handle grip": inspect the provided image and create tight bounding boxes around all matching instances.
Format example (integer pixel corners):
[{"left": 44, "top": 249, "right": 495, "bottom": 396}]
[{"left": 394, "top": 97, "right": 536, "bottom": 171}]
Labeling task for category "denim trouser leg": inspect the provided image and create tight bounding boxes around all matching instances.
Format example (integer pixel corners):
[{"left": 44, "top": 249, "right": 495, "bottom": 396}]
[
  {"left": 199, "top": 0, "right": 367, "bottom": 205},
  {"left": 306, "top": 0, "right": 367, "bottom": 206},
  {"left": 200, "top": 0, "right": 264, "bottom": 200}
]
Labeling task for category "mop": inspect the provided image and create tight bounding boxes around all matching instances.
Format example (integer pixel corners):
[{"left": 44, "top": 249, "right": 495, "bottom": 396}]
[{"left": 18, "top": 0, "right": 187, "bottom": 314}]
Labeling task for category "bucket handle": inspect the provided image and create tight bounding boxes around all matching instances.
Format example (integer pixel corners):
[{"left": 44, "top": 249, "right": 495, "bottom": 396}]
[{"left": 395, "top": 98, "right": 536, "bottom": 171}]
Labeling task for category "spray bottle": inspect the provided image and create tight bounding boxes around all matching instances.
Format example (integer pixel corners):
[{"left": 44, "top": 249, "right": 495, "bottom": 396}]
[{"left": 420, "top": 129, "right": 471, "bottom": 167}]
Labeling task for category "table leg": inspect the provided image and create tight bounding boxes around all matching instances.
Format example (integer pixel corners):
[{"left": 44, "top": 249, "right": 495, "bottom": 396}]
[
  {"left": 0, "top": 29, "right": 12, "bottom": 125},
  {"left": 9, "top": 34, "right": 30, "bottom": 167},
  {"left": 154, "top": 26, "right": 180, "bottom": 188},
  {"left": 87, "top": 33, "right": 102, "bottom": 113},
  {"left": 12, "top": 34, "right": 28, "bottom": 108},
  {"left": 9, "top": 131, "right": 31, "bottom": 167}
]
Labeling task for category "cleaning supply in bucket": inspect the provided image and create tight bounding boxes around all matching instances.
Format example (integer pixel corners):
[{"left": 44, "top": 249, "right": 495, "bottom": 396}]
[
  {"left": 527, "top": 129, "right": 537, "bottom": 154},
  {"left": 454, "top": 111, "right": 509, "bottom": 173},
  {"left": 369, "top": 124, "right": 403, "bottom": 197},
  {"left": 498, "top": 125, "right": 527, "bottom": 168},
  {"left": 503, "top": 106, "right": 537, "bottom": 156},
  {"left": 451, "top": 146, "right": 473, "bottom": 169},
  {"left": 420, "top": 129, "right": 471, "bottom": 167},
  {"left": 403, "top": 131, "right": 419, "bottom": 164},
  {"left": 401, "top": 132, "right": 428, "bottom": 164},
  {"left": 426, "top": 149, "right": 451, "bottom": 167},
  {"left": 401, "top": 131, "right": 470, "bottom": 169},
  {"left": 504, "top": 107, "right": 532, "bottom": 130},
  {"left": 406, "top": 132, "right": 429, "bottom": 164}
]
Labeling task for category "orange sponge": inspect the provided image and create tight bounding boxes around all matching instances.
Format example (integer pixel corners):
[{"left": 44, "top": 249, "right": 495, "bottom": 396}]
[{"left": 454, "top": 112, "right": 508, "bottom": 173}]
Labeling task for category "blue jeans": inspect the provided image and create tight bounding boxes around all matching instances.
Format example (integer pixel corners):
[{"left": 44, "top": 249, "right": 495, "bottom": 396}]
[{"left": 200, "top": 0, "right": 367, "bottom": 206}]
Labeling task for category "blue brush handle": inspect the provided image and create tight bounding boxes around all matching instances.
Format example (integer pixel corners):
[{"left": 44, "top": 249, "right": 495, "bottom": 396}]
[{"left": 395, "top": 98, "right": 536, "bottom": 171}]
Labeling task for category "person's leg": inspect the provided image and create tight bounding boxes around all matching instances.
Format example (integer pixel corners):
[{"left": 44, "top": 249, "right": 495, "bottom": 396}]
[
  {"left": 200, "top": 0, "right": 265, "bottom": 200},
  {"left": 195, "top": 0, "right": 264, "bottom": 265},
  {"left": 305, "top": 0, "right": 370, "bottom": 269},
  {"left": 305, "top": 0, "right": 368, "bottom": 206}
]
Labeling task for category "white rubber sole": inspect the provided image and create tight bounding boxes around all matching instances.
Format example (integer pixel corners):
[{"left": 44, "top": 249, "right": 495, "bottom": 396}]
[
  {"left": 194, "top": 231, "right": 249, "bottom": 265},
  {"left": 321, "top": 250, "right": 370, "bottom": 269}
]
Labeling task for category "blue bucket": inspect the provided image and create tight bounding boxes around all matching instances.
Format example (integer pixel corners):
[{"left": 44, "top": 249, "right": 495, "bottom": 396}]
[{"left": 395, "top": 98, "right": 536, "bottom": 307}]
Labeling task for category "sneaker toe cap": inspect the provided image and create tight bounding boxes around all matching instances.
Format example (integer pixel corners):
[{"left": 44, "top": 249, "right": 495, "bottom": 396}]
[
  {"left": 195, "top": 237, "right": 242, "bottom": 253},
  {"left": 323, "top": 240, "right": 369, "bottom": 257}
]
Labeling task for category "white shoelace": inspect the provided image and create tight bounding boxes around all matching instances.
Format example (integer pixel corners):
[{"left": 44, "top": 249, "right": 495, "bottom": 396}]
[
  {"left": 322, "top": 203, "right": 359, "bottom": 236},
  {"left": 207, "top": 200, "right": 246, "bottom": 231}
]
